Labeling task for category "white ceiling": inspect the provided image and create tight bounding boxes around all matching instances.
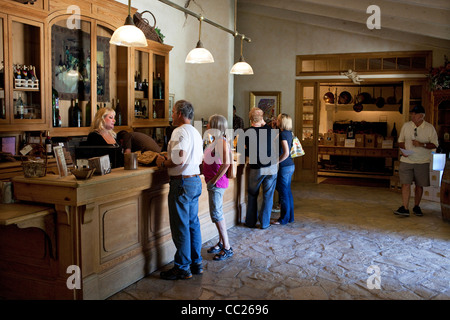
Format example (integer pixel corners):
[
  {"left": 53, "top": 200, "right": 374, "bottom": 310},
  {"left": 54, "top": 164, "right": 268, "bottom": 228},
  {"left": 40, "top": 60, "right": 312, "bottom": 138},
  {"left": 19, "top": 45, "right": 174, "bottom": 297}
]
[{"left": 238, "top": 0, "right": 450, "bottom": 49}]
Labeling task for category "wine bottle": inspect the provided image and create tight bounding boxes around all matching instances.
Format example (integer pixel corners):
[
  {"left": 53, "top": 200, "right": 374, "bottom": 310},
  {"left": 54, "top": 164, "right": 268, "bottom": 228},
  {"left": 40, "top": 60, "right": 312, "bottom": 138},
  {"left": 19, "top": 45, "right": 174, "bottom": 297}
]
[
  {"left": 45, "top": 131, "right": 52, "bottom": 156},
  {"left": 68, "top": 98, "right": 74, "bottom": 127},
  {"left": 391, "top": 123, "right": 398, "bottom": 137},
  {"left": 346, "top": 120, "right": 354, "bottom": 139},
  {"left": 141, "top": 101, "right": 147, "bottom": 119},
  {"left": 115, "top": 98, "right": 122, "bottom": 125},
  {"left": 16, "top": 94, "right": 24, "bottom": 119},
  {"left": 74, "top": 98, "right": 82, "bottom": 127},
  {"left": 156, "top": 73, "right": 164, "bottom": 99},
  {"left": 52, "top": 87, "right": 61, "bottom": 127},
  {"left": 85, "top": 98, "right": 92, "bottom": 127}
]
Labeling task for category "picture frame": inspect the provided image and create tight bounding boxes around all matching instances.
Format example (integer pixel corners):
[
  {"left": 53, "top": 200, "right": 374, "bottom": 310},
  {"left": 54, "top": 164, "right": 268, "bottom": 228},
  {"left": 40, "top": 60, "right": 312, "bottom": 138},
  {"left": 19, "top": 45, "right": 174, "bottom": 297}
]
[
  {"left": 168, "top": 93, "right": 175, "bottom": 122},
  {"left": 53, "top": 146, "right": 69, "bottom": 177},
  {"left": 249, "top": 91, "right": 281, "bottom": 122}
]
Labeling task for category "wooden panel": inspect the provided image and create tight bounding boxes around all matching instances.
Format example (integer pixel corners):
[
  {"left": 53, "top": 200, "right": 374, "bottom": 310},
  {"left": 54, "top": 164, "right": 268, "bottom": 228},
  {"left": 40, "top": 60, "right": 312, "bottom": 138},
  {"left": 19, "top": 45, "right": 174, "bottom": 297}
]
[{"left": 101, "top": 199, "right": 139, "bottom": 254}]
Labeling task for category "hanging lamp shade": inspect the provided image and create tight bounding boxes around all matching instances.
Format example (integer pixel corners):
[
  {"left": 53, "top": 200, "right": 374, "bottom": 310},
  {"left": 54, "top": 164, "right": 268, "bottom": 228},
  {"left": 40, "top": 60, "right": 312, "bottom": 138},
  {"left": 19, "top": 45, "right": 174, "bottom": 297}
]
[
  {"left": 110, "top": 1, "right": 148, "bottom": 47},
  {"left": 230, "top": 36, "right": 253, "bottom": 75},
  {"left": 185, "top": 40, "right": 214, "bottom": 63},
  {"left": 230, "top": 56, "right": 253, "bottom": 75},
  {"left": 186, "top": 17, "right": 214, "bottom": 64}
]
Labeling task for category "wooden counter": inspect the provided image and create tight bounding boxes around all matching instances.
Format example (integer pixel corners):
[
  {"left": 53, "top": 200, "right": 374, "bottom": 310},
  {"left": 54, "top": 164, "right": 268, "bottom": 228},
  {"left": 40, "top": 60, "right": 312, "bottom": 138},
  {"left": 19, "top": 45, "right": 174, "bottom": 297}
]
[{"left": 2, "top": 165, "right": 247, "bottom": 299}]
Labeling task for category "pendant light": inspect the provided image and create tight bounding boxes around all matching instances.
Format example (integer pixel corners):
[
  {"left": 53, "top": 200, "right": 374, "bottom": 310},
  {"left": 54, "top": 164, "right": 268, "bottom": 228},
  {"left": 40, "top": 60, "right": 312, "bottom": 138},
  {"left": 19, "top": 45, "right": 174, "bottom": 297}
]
[
  {"left": 110, "top": 0, "right": 148, "bottom": 47},
  {"left": 230, "top": 35, "right": 253, "bottom": 75},
  {"left": 185, "top": 16, "right": 214, "bottom": 64}
]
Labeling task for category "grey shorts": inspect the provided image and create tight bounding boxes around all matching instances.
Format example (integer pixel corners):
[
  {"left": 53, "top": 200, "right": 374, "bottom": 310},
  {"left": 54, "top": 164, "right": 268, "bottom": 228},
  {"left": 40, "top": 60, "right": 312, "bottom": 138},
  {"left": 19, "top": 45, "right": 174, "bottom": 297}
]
[{"left": 398, "top": 162, "right": 430, "bottom": 187}]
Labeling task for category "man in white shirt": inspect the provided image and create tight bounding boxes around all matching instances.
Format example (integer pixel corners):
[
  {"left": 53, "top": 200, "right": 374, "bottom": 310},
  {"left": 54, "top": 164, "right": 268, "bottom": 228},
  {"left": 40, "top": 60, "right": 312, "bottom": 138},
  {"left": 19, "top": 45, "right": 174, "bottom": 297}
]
[
  {"left": 395, "top": 105, "right": 438, "bottom": 217},
  {"left": 156, "top": 100, "right": 204, "bottom": 280}
]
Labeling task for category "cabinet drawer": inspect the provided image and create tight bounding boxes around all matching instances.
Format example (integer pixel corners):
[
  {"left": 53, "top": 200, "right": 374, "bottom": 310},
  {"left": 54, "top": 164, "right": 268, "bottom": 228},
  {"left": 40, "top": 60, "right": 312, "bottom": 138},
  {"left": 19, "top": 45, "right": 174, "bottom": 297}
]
[
  {"left": 349, "top": 148, "right": 366, "bottom": 156},
  {"left": 335, "top": 148, "right": 350, "bottom": 155},
  {"left": 365, "top": 149, "right": 382, "bottom": 157}
]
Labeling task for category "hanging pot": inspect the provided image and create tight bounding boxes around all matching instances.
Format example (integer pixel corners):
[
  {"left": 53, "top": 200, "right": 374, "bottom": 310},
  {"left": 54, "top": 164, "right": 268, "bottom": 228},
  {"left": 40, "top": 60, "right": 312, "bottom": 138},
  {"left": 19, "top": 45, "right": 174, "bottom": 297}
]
[
  {"left": 338, "top": 91, "right": 352, "bottom": 104},
  {"left": 323, "top": 91, "right": 334, "bottom": 104},
  {"left": 387, "top": 86, "right": 397, "bottom": 105},
  {"left": 375, "top": 87, "right": 385, "bottom": 108},
  {"left": 357, "top": 91, "right": 372, "bottom": 104},
  {"left": 353, "top": 89, "right": 363, "bottom": 112}
]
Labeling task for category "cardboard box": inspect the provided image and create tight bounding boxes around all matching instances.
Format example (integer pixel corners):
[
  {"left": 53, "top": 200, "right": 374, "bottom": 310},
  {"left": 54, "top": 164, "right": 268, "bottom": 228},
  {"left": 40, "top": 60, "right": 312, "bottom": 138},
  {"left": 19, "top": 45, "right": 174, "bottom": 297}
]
[
  {"left": 336, "top": 133, "right": 346, "bottom": 146},
  {"left": 376, "top": 136, "right": 384, "bottom": 148},
  {"left": 355, "top": 134, "right": 364, "bottom": 147},
  {"left": 390, "top": 176, "right": 401, "bottom": 193},
  {"left": 324, "top": 133, "right": 335, "bottom": 146},
  {"left": 422, "top": 186, "right": 441, "bottom": 202},
  {"left": 365, "top": 134, "right": 376, "bottom": 148},
  {"left": 429, "top": 170, "right": 444, "bottom": 187}
]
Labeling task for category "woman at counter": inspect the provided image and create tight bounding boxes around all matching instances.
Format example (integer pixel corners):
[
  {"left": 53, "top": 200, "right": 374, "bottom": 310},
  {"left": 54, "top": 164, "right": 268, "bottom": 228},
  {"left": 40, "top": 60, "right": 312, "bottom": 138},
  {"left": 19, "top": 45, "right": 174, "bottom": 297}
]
[
  {"left": 203, "top": 114, "right": 234, "bottom": 261},
  {"left": 271, "top": 113, "right": 295, "bottom": 225},
  {"left": 86, "top": 107, "right": 119, "bottom": 146}
]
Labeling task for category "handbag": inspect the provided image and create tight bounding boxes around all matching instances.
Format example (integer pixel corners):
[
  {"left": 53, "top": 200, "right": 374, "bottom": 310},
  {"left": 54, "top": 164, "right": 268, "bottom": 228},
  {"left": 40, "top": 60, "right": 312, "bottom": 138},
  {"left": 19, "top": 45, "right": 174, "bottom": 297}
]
[{"left": 290, "top": 134, "right": 305, "bottom": 158}]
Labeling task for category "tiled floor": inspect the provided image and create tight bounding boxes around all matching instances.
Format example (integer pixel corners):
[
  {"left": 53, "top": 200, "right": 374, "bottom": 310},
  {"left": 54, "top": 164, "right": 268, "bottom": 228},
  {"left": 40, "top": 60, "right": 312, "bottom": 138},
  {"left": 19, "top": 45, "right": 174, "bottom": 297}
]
[{"left": 108, "top": 180, "right": 450, "bottom": 300}]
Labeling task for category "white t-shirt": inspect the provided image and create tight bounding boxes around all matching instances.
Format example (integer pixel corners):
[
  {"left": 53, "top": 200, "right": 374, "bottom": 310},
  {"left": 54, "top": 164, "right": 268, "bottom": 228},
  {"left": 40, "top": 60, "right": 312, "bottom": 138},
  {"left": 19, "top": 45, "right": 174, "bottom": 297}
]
[
  {"left": 167, "top": 124, "right": 203, "bottom": 176},
  {"left": 398, "top": 120, "right": 439, "bottom": 164}
]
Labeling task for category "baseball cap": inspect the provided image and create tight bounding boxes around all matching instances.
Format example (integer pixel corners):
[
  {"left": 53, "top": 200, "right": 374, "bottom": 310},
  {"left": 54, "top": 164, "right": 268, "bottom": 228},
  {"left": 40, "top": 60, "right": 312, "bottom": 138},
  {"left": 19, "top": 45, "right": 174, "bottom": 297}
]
[{"left": 410, "top": 105, "right": 425, "bottom": 114}]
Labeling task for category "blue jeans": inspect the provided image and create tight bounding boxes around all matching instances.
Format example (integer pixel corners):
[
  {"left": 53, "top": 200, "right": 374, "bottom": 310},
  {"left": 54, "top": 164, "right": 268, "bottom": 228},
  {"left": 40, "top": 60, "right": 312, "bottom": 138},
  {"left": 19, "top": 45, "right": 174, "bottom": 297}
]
[
  {"left": 168, "top": 176, "right": 203, "bottom": 271},
  {"left": 246, "top": 168, "right": 278, "bottom": 229},
  {"left": 276, "top": 165, "right": 295, "bottom": 224}
]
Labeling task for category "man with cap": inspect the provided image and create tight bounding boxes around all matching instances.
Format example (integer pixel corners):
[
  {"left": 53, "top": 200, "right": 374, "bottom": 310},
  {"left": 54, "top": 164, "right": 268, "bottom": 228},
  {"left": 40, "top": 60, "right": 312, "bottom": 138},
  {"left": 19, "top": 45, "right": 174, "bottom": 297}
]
[{"left": 395, "top": 105, "right": 439, "bottom": 217}]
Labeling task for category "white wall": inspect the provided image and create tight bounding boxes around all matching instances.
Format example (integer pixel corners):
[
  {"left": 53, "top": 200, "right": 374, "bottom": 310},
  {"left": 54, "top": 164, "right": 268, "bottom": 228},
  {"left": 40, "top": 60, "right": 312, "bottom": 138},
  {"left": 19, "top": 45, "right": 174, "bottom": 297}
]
[
  {"left": 234, "top": 9, "right": 450, "bottom": 127},
  {"left": 116, "top": 0, "right": 235, "bottom": 125}
]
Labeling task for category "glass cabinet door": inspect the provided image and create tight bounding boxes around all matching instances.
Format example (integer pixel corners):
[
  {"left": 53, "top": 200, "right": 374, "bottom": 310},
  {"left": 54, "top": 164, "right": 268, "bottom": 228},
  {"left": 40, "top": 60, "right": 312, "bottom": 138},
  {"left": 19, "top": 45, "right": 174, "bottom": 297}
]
[
  {"left": 134, "top": 49, "right": 150, "bottom": 121},
  {"left": 97, "top": 23, "right": 128, "bottom": 127},
  {"left": 51, "top": 19, "right": 91, "bottom": 128},
  {"left": 152, "top": 53, "right": 166, "bottom": 119},
  {"left": 0, "top": 16, "right": 6, "bottom": 122},
  {"left": 10, "top": 17, "right": 43, "bottom": 123}
]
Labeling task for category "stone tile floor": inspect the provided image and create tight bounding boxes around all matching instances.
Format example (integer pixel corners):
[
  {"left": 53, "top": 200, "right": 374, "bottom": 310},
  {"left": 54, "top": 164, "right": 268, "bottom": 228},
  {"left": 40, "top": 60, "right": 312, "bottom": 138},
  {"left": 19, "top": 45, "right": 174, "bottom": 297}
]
[{"left": 109, "top": 181, "right": 450, "bottom": 300}]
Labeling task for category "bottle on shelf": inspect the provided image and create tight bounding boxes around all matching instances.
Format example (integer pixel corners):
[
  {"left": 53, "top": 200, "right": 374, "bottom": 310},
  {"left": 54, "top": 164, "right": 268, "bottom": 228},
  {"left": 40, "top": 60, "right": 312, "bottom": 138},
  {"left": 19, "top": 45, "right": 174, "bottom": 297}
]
[
  {"left": 391, "top": 122, "right": 398, "bottom": 146},
  {"left": 68, "top": 99, "right": 74, "bottom": 127},
  {"left": 115, "top": 98, "right": 122, "bottom": 126},
  {"left": 85, "top": 98, "right": 92, "bottom": 127},
  {"left": 142, "top": 79, "right": 148, "bottom": 98},
  {"left": 45, "top": 131, "right": 52, "bottom": 156},
  {"left": 74, "top": 98, "right": 82, "bottom": 127},
  {"left": 134, "top": 71, "right": 138, "bottom": 90},
  {"left": 444, "top": 131, "right": 449, "bottom": 142},
  {"left": 154, "top": 73, "right": 164, "bottom": 99},
  {"left": 15, "top": 94, "right": 24, "bottom": 119},
  {"left": 141, "top": 101, "right": 147, "bottom": 118},
  {"left": 153, "top": 100, "right": 157, "bottom": 119},
  {"left": 346, "top": 120, "right": 354, "bottom": 139},
  {"left": 52, "top": 87, "right": 61, "bottom": 127}
]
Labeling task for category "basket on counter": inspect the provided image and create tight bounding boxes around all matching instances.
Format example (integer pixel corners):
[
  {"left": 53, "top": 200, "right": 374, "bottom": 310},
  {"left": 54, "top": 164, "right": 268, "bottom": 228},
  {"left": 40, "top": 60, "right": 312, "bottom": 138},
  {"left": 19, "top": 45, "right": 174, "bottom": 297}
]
[
  {"left": 133, "top": 10, "right": 162, "bottom": 43},
  {"left": 21, "top": 144, "right": 47, "bottom": 178}
]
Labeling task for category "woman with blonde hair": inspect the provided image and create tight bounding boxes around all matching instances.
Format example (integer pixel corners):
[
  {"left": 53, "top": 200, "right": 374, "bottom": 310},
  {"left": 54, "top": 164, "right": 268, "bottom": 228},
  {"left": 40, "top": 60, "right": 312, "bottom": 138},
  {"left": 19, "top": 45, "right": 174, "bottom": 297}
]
[
  {"left": 86, "top": 107, "right": 119, "bottom": 146},
  {"left": 271, "top": 113, "right": 295, "bottom": 225},
  {"left": 204, "top": 114, "right": 234, "bottom": 260}
]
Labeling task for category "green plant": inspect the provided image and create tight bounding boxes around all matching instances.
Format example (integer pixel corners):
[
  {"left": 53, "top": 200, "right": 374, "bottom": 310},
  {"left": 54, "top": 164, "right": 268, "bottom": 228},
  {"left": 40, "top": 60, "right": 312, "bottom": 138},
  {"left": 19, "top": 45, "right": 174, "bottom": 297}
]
[
  {"left": 155, "top": 27, "right": 165, "bottom": 43},
  {"left": 427, "top": 55, "right": 450, "bottom": 91}
]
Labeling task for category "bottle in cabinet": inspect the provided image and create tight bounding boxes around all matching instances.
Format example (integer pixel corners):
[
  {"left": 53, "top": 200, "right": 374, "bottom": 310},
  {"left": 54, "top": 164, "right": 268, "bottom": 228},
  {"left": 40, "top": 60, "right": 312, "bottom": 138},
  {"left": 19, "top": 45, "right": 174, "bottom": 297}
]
[
  {"left": 86, "top": 99, "right": 92, "bottom": 127},
  {"left": 68, "top": 98, "right": 74, "bottom": 127},
  {"left": 52, "top": 87, "right": 61, "bottom": 127},
  {"left": 153, "top": 73, "right": 163, "bottom": 99},
  {"left": 115, "top": 99, "right": 122, "bottom": 125},
  {"left": 15, "top": 94, "right": 24, "bottom": 119},
  {"left": 45, "top": 131, "right": 52, "bottom": 156},
  {"left": 346, "top": 120, "right": 354, "bottom": 139},
  {"left": 74, "top": 99, "right": 82, "bottom": 127}
]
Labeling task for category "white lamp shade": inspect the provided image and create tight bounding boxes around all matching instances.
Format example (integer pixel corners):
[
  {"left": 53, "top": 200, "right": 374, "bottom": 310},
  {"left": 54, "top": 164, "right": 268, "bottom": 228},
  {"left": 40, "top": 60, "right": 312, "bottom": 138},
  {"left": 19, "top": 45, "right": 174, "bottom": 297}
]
[
  {"left": 185, "top": 47, "right": 214, "bottom": 64},
  {"left": 110, "top": 25, "right": 148, "bottom": 47},
  {"left": 230, "top": 61, "right": 254, "bottom": 75}
]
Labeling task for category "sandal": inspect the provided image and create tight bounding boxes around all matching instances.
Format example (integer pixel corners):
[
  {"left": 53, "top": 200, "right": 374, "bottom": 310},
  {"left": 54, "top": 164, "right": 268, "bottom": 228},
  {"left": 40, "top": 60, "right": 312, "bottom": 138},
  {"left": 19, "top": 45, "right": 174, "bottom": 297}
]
[
  {"left": 270, "top": 220, "right": 280, "bottom": 225},
  {"left": 207, "top": 242, "right": 223, "bottom": 254},
  {"left": 213, "top": 247, "right": 234, "bottom": 261}
]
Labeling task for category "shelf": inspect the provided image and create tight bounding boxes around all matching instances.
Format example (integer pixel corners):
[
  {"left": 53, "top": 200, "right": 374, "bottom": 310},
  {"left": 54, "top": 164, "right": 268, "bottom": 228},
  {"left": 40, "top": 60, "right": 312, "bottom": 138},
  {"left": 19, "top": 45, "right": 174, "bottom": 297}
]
[{"left": 325, "top": 104, "right": 401, "bottom": 112}]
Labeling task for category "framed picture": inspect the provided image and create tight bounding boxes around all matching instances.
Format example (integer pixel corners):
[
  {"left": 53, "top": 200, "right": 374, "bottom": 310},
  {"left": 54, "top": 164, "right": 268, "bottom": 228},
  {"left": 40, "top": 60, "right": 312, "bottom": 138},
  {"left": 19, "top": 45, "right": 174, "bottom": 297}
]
[
  {"left": 249, "top": 91, "right": 281, "bottom": 122},
  {"left": 168, "top": 93, "right": 175, "bottom": 122}
]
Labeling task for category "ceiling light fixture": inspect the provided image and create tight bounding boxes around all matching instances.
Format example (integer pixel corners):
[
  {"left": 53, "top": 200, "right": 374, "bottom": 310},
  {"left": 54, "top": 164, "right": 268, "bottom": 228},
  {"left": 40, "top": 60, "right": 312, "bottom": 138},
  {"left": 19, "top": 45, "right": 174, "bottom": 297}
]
[
  {"left": 185, "top": 16, "right": 214, "bottom": 64},
  {"left": 230, "top": 35, "right": 253, "bottom": 75},
  {"left": 110, "top": 0, "right": 148, "bottom": 47}
]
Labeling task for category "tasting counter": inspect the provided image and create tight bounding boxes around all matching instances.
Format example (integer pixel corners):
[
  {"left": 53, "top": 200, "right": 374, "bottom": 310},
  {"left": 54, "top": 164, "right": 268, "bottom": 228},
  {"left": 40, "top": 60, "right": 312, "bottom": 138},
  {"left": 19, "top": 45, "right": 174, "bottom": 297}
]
[{"left": 1, "top": 165, "right": 247, "bottom": 299}]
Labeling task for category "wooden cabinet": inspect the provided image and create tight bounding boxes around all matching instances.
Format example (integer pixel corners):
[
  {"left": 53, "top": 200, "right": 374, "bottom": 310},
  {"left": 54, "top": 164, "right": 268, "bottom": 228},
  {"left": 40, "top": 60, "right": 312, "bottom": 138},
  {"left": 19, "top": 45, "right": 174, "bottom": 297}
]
[
  {"left": 0, "top": 13, "right": 45, "bottom": 130},
  {"left": 431, "top": 89, "right": 450, "bottom": 156},
  {"left": 131, "top": 42, "right": 171, "bottom": 128},
  {"left": 0, "top": 0, "right": 172, "bottom": 136}
]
